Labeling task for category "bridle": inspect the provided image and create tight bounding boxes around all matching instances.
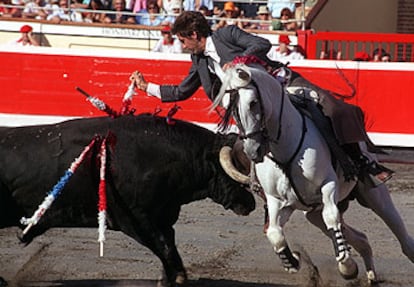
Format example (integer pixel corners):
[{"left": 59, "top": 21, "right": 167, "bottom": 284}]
[
  {"left": 226, "top": 79, "right": 307, "bottom": 168},
  {"left": 229, "top": 80, "right": 284, "bottom": 144}
]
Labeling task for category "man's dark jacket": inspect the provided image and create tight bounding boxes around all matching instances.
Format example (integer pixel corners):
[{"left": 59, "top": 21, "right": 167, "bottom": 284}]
[{"left": 160, "top": 25, "right": 274, "bottom": 102}]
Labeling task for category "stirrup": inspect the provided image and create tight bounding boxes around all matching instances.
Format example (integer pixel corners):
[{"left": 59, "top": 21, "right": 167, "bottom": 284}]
[{"left": 365, "top": 161, "right": 395, "bottom": 183}]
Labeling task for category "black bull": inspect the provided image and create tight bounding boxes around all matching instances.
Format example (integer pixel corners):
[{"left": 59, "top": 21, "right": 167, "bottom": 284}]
[{"left": 0, "top": 114, "right": 255, "bottom": 286}]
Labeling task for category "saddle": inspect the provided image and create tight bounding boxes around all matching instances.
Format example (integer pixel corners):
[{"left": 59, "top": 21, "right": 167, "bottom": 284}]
[{"left": 285, "top": 87, "right": 394, "bottom": 185}]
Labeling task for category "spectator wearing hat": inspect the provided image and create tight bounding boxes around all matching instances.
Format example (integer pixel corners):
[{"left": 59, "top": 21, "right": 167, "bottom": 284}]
[
  {"left": 214, "top": 1, "right": 243, "bottom": 30},
  {"left": 267, "top": 34, "right": 304, "bottom": 63},
  {"left": 152, "top": 25, "right": 183, "bottom": 53},
  {"left": 7, "top": 25, "right": 40, "bottom": 46},
  {"left": 251, "top": 5, "right": 271, "bottom": 30},
  {"left": 162, "top": 0, "right": 182, "bottom": 25}
]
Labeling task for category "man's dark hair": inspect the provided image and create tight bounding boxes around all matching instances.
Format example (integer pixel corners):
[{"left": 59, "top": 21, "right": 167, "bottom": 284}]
[{"left": 172, "top": 11, "right": 212, "bottom": 39}]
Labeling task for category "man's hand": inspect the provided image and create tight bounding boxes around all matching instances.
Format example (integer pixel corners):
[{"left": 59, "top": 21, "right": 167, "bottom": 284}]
[{"left": 130, "top": 71, "right": 148, "bottom": 91}]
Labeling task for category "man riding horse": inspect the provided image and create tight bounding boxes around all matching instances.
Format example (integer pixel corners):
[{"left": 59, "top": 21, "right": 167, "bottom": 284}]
[{"left": 130, "top": 11, "right": 393, "bottom": 184}]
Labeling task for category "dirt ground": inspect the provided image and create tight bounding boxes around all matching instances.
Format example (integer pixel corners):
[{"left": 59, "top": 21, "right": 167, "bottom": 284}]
[{"left": 1, "top": 150, "right": 413, "bottom": 287}]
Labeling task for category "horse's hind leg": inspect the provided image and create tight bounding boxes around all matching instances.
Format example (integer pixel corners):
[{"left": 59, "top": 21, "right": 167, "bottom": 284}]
[
  {"left": 319, "top": 181, "right": 357, "bottom": 274},
  {"left": 266, "top": 196, "right": 300, "bottom": 273},
  {"left": 358, "top": 184, "right": 414, "bottom": 262}
]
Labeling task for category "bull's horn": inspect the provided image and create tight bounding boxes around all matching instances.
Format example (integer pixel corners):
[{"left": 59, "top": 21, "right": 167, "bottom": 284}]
[{"left": 219, "top": 146, "right": 250, "bottom": 184}]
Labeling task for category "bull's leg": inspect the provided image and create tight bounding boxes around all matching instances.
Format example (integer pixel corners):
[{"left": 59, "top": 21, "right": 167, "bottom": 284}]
[
  {"left": 265, "top": 196, "right": 300, "bottom": 273},
  {"left": 105, "top": 191, "right": 185, "bottom": 287},
  {"left": 357, "top": 184, "right": 414, "bottom": 263},
  {"left": 161, "top": 225, "right": 187, "bottom": 285},
  {"left": 320, "top": 180, "right": 357, "bottom": 277}
]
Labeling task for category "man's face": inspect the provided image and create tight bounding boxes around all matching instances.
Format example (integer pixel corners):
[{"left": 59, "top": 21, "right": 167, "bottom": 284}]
[{"left": 177, "top": 32, "right": 204, "bottom": 54}]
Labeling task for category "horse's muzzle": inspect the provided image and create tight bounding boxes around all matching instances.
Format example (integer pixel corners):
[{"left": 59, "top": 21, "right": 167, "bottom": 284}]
[{"left": 243, "top": 138, "right": 266, "bottom": 163}]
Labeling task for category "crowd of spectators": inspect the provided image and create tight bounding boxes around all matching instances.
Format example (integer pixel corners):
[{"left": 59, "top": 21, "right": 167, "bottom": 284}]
[
  {"left": 1, "top": 0, "right": 309, "bottom": 58},
  {"left": 0, "top": 0, "right": 308, "bottom": 29}
]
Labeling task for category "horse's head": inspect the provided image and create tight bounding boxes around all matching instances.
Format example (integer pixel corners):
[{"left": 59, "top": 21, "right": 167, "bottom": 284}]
[{"left": 211, "top": 64, "right": 280, "bottom": 163}]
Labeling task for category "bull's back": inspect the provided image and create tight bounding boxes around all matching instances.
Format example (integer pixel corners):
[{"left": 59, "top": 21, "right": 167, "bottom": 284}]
[{"left": 0, "top": 114, "right": 224, "bottom": 227}]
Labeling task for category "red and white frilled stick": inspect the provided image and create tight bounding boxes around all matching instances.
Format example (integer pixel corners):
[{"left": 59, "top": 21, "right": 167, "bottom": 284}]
[{"left": 98, "top": 137, "right": 107, "bottom": 257}]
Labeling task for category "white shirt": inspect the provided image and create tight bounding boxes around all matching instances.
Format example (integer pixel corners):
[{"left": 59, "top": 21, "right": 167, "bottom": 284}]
[
  {"left": 267, "top": 47, "right": 304, "bottom": 64},
  {"left": 146, "top": 35, "right": 224, "bottom": 98},
  {"left": 152, "top": 38, "right": 183, "bottom": 53}
]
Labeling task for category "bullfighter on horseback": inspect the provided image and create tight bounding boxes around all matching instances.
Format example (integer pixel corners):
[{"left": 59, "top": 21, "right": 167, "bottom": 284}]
[{"left": 130, "top": 10, "right": 393, "bottom": 185}]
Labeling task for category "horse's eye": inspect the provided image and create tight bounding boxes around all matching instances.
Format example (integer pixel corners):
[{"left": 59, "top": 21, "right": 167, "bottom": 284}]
[{"left": 249, "top": 99, "right": 258, "bottom": 110}]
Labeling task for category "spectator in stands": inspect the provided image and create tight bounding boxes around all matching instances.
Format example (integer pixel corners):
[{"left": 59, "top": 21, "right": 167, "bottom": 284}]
[
  {"left": 213, "top": 1, "right": 243, "bottom": 30},
  {"left": 250, "top": 5, "right": 271, "bottom": 30},
  {"left": 371, "top": 48, "right": 392, "bottom": 62},
  {"left": 7, "top": 24, "right": 40, "bottom": 46},
  {"left": 0, "top": 0, "right": 23, "bottom": 17},
  {"left": 381, "top": 52, "right": 391, "bottom": 62},
  {"left": 22, "top": 0, "right": 47, "bottom": 19},
  {"left": 152, "top": 24, "right": 182, "bottom": 53},
  {"left": 47, "top": 0, "right": 84, "bottom": 22},
  {"left": 162, "top": 0, "right": 181, "bottom": 25},
  {"left": 136, "top": 0, "right": 164, "bottom": 25},
  {"left": 272, "top": 7, "right": 297, "bottom": 31},
  {"left": 267, "top": 0, "right": 295, "bottom": 19},
  {"left": 181, "top": 0, "right": 212, "bottom": 12},
  {"left": 353, "top": 51, "right": 371, "bottom": 61},
  {"left": 131, "top": 0, "right": 146, "bottom": 13},
  {"left": 320, "top": 48, "right": 341, "bottom": 60},
  {"left": 267, "top": 34, "right": 304, "bottom": 63},
  {"left": 104, "top": 0, "right": 136, "bottom": 23},
  {"left": 83, "top": 0, "right": 106, "bottom": 22}
]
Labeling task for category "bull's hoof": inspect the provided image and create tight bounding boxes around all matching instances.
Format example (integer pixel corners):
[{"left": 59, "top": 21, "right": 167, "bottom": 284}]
[
  {"left": 0, "top": 277, "right": 8, "bottom": 286},
  {"left": 338, "top": 257, "right": 358, "bottom": 280}
]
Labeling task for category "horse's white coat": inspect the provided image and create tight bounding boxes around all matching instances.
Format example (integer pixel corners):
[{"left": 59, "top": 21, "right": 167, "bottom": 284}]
[{"left": 217, "top": 63, "right": 414, "bottom": 284}]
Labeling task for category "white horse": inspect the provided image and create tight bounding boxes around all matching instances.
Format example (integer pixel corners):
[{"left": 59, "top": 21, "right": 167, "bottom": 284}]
[{"left": 213, "top": 63, "right": 414, "bottom": 284}]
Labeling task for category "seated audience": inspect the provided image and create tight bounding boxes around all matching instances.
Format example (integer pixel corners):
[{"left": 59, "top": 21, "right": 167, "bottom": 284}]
[
  {"left": 22, "top": 0, "right": 47, "bottom": 19},
  {"left": 104, "top": 0, "right": 135, "bottom": 24},
  {"left": 213, "top": 1, "right": 243, "bottom": 30},
  {"left": 152, "top": 25, "right": 182, "bottom": 53},
  {"left": 83, "top": 0, "right": 106, "bottom": 22},
  {"left": 267, "top": 34, "right": 304, "bottom": 63},
  {"left": 162, "top": 0, "right": 181, "bottom": 25},
  {"left": 372, "top": 48, "right": 392, "bottom": 62},
  {"left": 47, "top": 0, "right": 84, "bottom": 22},
  {"left": 267, "top": 0, "right": 295, "bottom": 19},
  {"left": 136, "top": 0, "right": 164, "bottom": 25},
  {"left": 0, "top": 0, "right": 23, "bottom": 17},
  {"left": 251, "top": 5, "right": 271, "bottom": 30},
  {"left": 272, "top": 7, "right": 297, "bottom": 31}
]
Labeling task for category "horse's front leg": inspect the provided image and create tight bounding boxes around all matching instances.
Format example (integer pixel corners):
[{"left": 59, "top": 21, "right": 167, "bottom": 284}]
[
  {"left": 306, "top": 210, "right": 371, "bottom": 282},
  {"left": 266, "top": 196, "right": 300, "bottom": 273},
  {"left": 320, "top": 180, "right": 357, "bottom": 277}
]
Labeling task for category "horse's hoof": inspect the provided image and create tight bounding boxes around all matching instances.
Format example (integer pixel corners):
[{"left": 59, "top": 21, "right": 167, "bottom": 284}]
[
  {"left": 338, "top": 257, "right": 358, "bottom": 280},
  {"left": 175, "top": 272, "right": 188, "bottom": 285},
  {"left": 0, "top": 277, "right": 8, "bottom": 287}
]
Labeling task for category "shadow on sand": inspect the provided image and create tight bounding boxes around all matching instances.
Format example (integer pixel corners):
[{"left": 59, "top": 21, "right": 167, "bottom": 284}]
[{"left": 20, "top": 278, "right": 295, "bottom": 287}]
